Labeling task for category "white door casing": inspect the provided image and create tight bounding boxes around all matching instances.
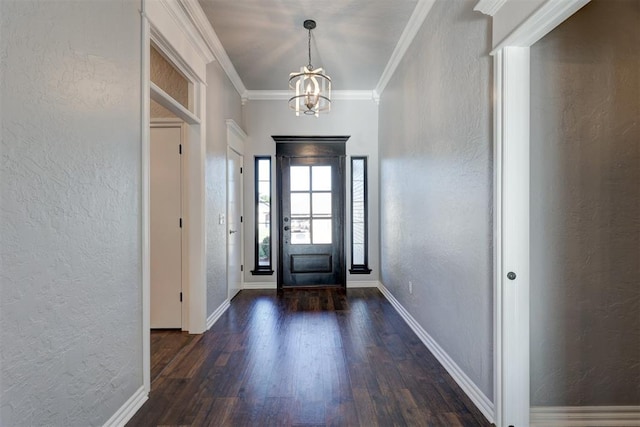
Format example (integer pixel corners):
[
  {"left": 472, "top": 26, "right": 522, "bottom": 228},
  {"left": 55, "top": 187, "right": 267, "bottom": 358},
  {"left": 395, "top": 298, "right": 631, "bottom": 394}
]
[
  {"left": 226, "top": 120, "right": 247, "bottom": 300},
  {"left": 227, "top": 147, "right": 243, "bottom": 300},
  {"left": 474, "top": 0, "right": 592, "bottom": 425},
  {"left": 150, "top": 125, "right": 183, "bottom": 329},
  {"left": 142, "top": 0, "right": 215, "bottom": 392}
]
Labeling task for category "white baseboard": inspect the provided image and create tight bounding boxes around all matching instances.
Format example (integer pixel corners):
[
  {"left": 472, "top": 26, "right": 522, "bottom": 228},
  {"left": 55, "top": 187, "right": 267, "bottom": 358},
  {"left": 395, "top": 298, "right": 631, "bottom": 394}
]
[
  {"left": 242, "top": 282, "right": 380, "bottom": 290},
  {"left": 206, "top": 299, "right": 230, "bottom": 330},
  {"left": 103, "top": 386, "right": 147, "bottom": 427},
  {"left": 243, "top": 282, "right": 277, "bottom": 290},
  {"left": 347, "top": 280, "right": 381, "bottom": 288},
  {"left": 377, "top": 282, "right": 495, "bottom": 424},
  {"left": 531, "top": 406, "right": 640, "bottom": 426}
]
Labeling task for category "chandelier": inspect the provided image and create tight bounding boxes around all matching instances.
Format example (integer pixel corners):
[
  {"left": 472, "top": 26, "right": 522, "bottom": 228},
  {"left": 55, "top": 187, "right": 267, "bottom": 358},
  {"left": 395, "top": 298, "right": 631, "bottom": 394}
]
[{"left": 289, "top": 20, "right": 331, "bottom": 117}]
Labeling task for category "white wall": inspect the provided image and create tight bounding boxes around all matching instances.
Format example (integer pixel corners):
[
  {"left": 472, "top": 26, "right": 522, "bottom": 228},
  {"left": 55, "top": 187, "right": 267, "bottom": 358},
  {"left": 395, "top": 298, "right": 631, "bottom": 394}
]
[
  {"left": 0, "top": 1, "right": 143, "bottom": 425},
  {"left": 378, "top": 0, "right": 494, "bottom": 400},
  {"left": 205, "top": 60, "right": 243, "bottom": 314},
  {"left": 243, "top": 99, "right": 380, "bottom": 286}
]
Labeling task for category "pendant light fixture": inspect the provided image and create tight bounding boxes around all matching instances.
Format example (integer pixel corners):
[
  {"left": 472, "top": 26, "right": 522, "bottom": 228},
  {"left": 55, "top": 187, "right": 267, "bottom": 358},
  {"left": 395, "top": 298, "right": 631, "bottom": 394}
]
[{"left": 289, "top": 19, "right": 331, "bottom": 117}]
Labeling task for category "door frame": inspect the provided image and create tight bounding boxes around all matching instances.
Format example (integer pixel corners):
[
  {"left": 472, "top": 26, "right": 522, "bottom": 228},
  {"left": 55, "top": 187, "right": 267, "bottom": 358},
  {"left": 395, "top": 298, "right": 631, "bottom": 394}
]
[
  {"left": 273, "top": 136, "right": 350, "bottom": 291},
  {"left": 226, "top": 119, "right": 246, "bottom": 300},
  {"left": 141, "top": 0, "right": 214, "bottom": 392},
  {"left": 474, "top": 1, "right": 591, "bottom": 425},
  {"left": 150, "top": 119, "right": 188, "bottom": 329}
]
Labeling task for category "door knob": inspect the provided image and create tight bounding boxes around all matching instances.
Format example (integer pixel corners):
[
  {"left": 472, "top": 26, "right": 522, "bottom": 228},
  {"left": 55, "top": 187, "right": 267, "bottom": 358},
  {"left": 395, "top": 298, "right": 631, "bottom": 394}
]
[
  {"left": 229, "top": 230, "right": 237, "bottom": 234},
  {"left": 284, "top": 226, "right": 290, "bottom": 231}
]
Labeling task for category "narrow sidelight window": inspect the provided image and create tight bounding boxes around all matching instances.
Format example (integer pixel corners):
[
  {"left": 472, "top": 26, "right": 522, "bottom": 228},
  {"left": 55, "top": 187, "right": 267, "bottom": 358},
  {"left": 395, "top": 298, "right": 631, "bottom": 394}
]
[
  {"left": 252, "top": 156, "right": 273, "bottom": 275},
  {"left": 350, "top": 157, "right": 371, "bottom": 274}
]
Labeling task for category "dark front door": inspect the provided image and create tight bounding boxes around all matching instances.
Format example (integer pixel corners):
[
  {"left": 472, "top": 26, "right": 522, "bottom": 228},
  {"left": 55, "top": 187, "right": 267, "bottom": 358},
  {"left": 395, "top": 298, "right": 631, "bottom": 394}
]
[{"left": 275, "top": 137, "right": 348, "bottom": 290}]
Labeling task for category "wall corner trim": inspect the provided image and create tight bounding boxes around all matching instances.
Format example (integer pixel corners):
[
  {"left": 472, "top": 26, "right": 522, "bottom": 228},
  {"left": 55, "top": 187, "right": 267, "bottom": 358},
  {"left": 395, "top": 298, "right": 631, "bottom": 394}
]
[
  {"left": 377, "top": 282, "right": 495, "bottom": 424},
  {"left": 102, "top": 386, "right": 148, "bottom": 427},
  {"left": 374, "top": 0, "right": 436, "bottom": 96},
  {"left": 206, "top": 299, "right": 231, "bottom": 330},
  {"left": 177, "top": 0, "right": 247, "bottom": 96},
  {"left": 226, "top": 119, "right": 248, "bottom": 141},
  {"left": 491, "top": 0, "right": 591, "bottom": 52},
  {"left": 530, "top": 406, "right": 640, "bottom": 427},
  {"left": 474, "top": 0, "right": 508, "bottom": 16}
]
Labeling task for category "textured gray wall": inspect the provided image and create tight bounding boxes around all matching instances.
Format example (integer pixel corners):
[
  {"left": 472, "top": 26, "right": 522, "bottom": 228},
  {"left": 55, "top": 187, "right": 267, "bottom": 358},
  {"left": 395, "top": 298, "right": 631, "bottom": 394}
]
[
  {"left": 0, "top": 1, "right": 143, "bottom": 425},
  {"left": 206, "top": 60, "right": 243, "bottom": 315},
  {"left": 378, "top": 0, "right": 493, "bottom": 399},
  {"left": 530, "top": 0, "right": 640, "bottom": 406}
]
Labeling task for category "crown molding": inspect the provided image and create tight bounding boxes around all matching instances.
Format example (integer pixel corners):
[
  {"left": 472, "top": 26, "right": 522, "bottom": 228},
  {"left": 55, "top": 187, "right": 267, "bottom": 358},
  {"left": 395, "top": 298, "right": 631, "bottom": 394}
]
[
  {"left": 474, "top": 0, "right": 508, "bottom": 16},
  {"left": 178, "top": 0, "right": 247, "bottom": 96},
  {"left": 244, "top": 90, "right": 378, "bottom": 102},
  {"left": 375, "top": 0, "right": 436, "bottom": 96},
  {"left": 157, "top": 0, "right": 214, "bottom": 64}
]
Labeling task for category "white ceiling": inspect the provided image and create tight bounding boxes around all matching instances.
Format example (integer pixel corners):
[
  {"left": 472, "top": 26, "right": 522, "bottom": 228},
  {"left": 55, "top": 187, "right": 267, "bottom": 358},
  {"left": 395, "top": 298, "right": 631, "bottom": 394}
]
[{"left": 198, "top": 0, "right": 421, "bottom": 91}]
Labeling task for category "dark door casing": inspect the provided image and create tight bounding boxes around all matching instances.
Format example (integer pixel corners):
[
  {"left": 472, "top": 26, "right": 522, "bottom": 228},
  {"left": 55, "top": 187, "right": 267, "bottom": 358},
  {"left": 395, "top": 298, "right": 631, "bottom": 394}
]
[{"left": 274, "top": 136, "right": 349, "bottom": 291}]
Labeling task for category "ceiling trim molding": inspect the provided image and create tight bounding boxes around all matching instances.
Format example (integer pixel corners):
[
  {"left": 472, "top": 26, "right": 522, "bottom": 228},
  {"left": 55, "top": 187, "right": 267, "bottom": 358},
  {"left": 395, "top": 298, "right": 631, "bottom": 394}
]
[
  {"left": 474, "top": 0, "right": 508, "bottom": 16},
  {"left": 157, "top": 0, "right": 215, "bottom": 64},
  {"left": 244, "top": 90, "right": 379, "bottom": 102},
  {"left": 374, "top": 0, "right": 437, "bottom": 96},
  {"left": 178, "top": 0, "right": 247, "bottom": 96}
]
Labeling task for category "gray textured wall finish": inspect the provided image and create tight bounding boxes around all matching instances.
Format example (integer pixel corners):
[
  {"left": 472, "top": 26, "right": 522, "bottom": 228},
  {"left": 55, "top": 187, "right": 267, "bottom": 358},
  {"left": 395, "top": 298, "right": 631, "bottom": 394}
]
[
  {"left": 1, "top": 0, "right": 143, "bottom": 425},
  {"left": 378, "top": 0, "right": 493, "bottom": 399},
  {"left": 205, "top": 60, "right": 243, "bottom": 315},
  {"left": 530, "top": 0, "right": 640, "bottom": 406}
]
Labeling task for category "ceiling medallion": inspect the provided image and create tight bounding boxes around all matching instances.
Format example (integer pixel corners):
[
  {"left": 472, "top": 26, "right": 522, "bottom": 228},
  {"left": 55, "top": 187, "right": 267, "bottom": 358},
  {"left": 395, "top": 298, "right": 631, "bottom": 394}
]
[{"left": 288, "top": 19, "right": 331, "bottom": 117}]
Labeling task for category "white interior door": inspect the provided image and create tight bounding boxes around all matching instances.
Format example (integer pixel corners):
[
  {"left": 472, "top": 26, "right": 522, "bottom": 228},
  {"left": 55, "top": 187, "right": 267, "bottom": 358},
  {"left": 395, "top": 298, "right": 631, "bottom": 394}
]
[
  {"left": 227, "top": 147, "right": 243, "bottom": 300},
  {"left": 150, "top": 125, "right": 182, "bottom": 329}
]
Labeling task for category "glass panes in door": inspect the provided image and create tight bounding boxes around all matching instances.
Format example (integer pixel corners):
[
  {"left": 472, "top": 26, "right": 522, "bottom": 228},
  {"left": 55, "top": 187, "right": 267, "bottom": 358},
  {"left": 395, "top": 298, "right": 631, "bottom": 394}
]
[{"left": 289, "top": 165, "right": 333, "bottom": 245}]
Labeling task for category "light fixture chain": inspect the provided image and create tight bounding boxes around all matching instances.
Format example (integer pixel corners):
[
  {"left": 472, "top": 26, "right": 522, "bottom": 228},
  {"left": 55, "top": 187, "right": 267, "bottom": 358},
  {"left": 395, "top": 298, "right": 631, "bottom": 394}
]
[{"left": 307, "top": 27, "right": 312, "bottom": 70}]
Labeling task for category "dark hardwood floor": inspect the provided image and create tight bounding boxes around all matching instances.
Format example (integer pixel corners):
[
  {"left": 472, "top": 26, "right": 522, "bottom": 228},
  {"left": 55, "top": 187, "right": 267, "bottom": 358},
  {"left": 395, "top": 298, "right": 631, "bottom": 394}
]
[
  {"left": 150, "top": 329, "right": 198, "bottom": 383},
  {"left": 128, "top": 288, "right": 491, "bottom": 426}
]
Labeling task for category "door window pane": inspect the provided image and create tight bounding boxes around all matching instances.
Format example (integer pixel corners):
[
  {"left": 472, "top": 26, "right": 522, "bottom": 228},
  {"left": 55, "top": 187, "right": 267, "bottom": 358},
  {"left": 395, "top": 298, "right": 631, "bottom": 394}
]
[
  {"left": 291, "top": 193, "right": 310, "bottom": 216},
  {"left": 291, "top": 219, "right": 311, "bottom": 244},
  {"left": 312, "top": 192, "right": 332, "bottom": 217},
  {"left": 312, "top": 166, "right": 332, "bottom": 191},
  {"left": 312, "top": 219, "right": 332, "bottom": 244},
  {"left": 291, "top": 166, "right": 310, "bottom": 191}
]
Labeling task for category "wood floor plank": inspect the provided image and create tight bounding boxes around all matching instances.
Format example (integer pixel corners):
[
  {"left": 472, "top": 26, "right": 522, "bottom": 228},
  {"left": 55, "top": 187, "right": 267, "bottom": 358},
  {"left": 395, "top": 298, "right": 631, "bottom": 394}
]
[{"left": 127, "top": 289, "right": 491, "bottom": 427}]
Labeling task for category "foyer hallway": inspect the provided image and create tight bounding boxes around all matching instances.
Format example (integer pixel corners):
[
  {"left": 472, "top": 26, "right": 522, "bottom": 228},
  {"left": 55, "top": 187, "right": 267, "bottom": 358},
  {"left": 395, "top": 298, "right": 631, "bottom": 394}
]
[{"left": 128, "top": 289, "right": 490, "bottom": 426}]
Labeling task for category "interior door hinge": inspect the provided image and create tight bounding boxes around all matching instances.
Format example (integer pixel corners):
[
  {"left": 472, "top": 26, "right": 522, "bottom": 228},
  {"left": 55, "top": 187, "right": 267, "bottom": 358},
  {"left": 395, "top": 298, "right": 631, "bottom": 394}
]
[
  {"left": 240, "top": 216, "right": 243, "bottom": 223},
  {"left": 240, "top": 167, "right": 243, "bottom": 174},
  {"left": 179, "top": 218, "right": 182, "bottom": 228},
  {"left": 241, "top": 265, "right": 244, "bottom": 272},
  {"left": 179, "top": 144, "right": 182, "bottom": 154},
  {"left": 180, "top": 292, "right": 182, "bottom": 302}
]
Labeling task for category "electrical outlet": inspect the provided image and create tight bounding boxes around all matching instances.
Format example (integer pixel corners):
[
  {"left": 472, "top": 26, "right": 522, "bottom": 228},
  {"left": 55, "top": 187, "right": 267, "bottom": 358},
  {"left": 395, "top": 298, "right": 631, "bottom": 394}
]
[{"left": 409, "top": 281, "right": 413, "bottom": 294}]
